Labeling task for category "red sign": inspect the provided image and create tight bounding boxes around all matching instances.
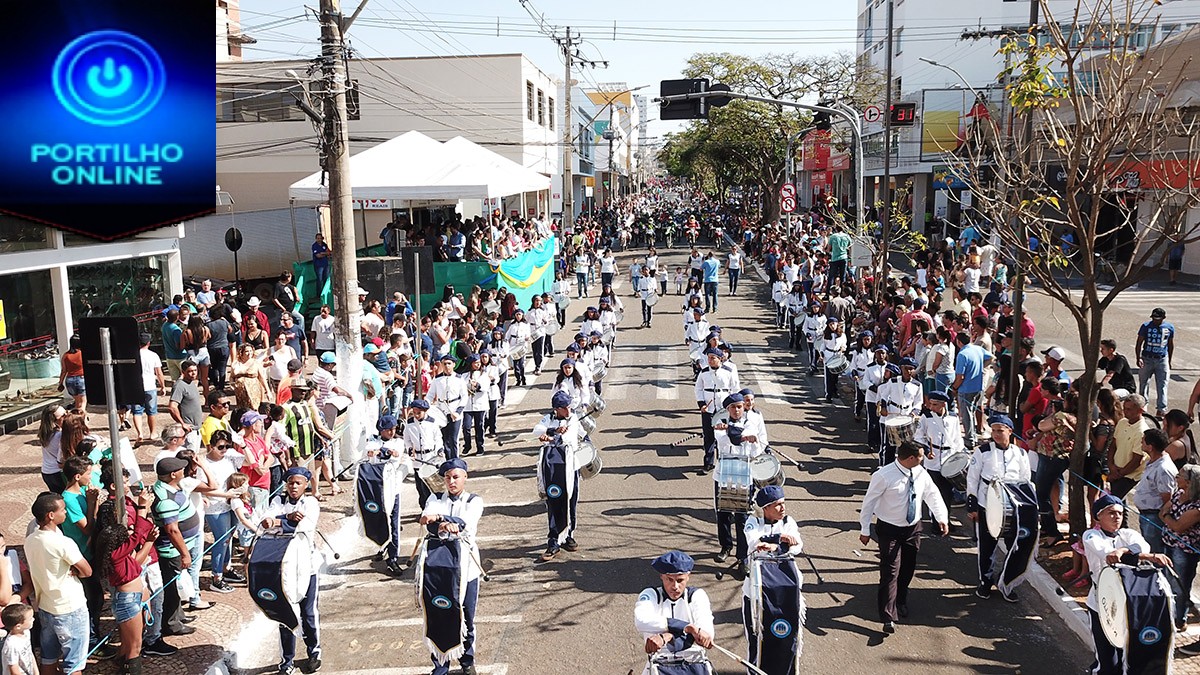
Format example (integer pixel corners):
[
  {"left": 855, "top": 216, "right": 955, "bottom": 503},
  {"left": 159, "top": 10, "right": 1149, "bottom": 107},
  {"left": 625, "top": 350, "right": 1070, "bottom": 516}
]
[
  {"left": 801, "top": 130, "right": 831, "bottom": 171},
  {"left": 781, "top": 195, "right": 797, "bottom": 213}
]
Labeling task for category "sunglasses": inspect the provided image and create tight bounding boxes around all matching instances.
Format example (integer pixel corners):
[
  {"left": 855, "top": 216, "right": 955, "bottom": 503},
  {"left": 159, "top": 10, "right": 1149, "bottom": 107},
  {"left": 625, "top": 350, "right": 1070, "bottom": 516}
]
[{"left": 214, "top": 444, "right": 231, "bottom": 450}]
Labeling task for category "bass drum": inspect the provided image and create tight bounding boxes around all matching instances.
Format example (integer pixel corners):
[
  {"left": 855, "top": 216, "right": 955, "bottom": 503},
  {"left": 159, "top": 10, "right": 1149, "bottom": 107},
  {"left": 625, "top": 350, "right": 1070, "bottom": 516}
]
[
  {"left": 576, "top": 439, "right": 603, "bottom": 479},
  {"left": 940, "top": 451, "right": 971, "bottom": 492},
  {"left": 248, "top": 532, "right": 311, "bottom": 630},
  {"left": 749, "top": 453, "right": 784, "bottom": 488}
]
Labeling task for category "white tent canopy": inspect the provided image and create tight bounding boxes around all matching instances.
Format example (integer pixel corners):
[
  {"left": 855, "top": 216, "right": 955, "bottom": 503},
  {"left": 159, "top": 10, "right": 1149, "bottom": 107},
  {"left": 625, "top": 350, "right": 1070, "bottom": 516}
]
[{"left": 288, "top": 130, "right": 550, "bottom": 202}]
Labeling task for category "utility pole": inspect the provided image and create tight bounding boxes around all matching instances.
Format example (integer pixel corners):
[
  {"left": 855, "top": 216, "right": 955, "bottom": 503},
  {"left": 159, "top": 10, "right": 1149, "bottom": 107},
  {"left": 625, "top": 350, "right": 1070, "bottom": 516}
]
[
  {"left": 560, "top": 27, "right": 577, "bottom": 231},
  {"left": 319, "top": 0, "right": 365, "bottom": 468},
  {"left": 877, "top": 0, "right": 896, "bottom": 293}
]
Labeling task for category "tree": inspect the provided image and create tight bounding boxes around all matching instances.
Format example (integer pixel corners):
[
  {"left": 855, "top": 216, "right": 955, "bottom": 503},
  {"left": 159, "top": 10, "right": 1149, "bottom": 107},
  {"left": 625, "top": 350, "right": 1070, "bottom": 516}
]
[
  {"left": 658, "top": 51, "right": 881, "bottom": 220},
  {"left": 944, "top": 0, "right": 1200, "bottom": 533}
]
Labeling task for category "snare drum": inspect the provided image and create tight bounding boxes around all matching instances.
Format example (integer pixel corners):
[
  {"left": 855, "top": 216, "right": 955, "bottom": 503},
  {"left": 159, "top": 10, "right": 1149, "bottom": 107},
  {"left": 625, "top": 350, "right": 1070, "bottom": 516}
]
[
  {"left": 580, "top": 415, "right": 597, "bottom": 434},
  {"left": 556, "top": 295, "right": 571, "bottom": 311},
  {"left": 1096, "top": 566, "right": 1130, "bottom": 649},
  {"left": 614, "top": 309, "right": 625, "bottom": 324},
  {"left": 749, "top": 453, "right": 784, "bottom": 488},
  {"left": 586, "top": 396, "right": 607, "bottom": 417},
  {"left": 984, "top": 481, "right": 1016, "bottom": 539},
  {"left": 824, "top": 353, "right": 849, "bottom": 375},
  {"left": 715, "top": 457, "right": 752, "bottom": 513},
  {"left": 882, "top": 416, "right": 917, "bottom": 447},
  {"left": 939, "top": 451, "right": 971, "bottom": 492},
  {"left": 417, "top": 464, "right": 446, "bottom": 494},
  {"left": 576, "top": 439, "right": 603, "bottom": 480},
  {"left": 644, "top": 293, "right": 660, "bottom": 307},
  {"left": 592, "top": 363, "right": 608, "bottom": 382}
]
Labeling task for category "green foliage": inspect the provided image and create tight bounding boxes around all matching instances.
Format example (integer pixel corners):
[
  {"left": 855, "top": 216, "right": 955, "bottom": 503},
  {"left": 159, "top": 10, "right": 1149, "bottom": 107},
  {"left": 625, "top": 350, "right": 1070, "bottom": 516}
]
[{"left": 998, "top": 34, "right": 1070, "bottom": 110}]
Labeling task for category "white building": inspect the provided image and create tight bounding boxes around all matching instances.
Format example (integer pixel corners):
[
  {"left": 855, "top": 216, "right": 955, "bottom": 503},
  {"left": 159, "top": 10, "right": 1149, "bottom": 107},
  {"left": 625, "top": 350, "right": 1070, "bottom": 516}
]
[
  {"left": 853, "top": 0, "right": 1200, "bottom": 273},
  {"left": 0, "top": 219, "right": 184, "bottom": 418},
  {"left": 209, "top": 53, "right": 560, "bottom": 278},
  {"left": 554, "top": 83, "right": 599, "bottom": 219},
  {"left": 553, "top": 83, "right": 644, "bottom": 218}
]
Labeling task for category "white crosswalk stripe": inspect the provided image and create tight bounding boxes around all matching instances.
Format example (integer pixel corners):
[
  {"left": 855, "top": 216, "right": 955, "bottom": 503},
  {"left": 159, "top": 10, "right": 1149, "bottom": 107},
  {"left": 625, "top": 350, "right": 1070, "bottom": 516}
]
[{"left": 657, "top": 345, "right": 682, "bottom": 399}]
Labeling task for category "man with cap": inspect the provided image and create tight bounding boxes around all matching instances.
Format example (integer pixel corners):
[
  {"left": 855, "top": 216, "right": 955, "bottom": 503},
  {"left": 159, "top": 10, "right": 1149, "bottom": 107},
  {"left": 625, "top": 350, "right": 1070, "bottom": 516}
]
[
  {"left": 1081, "top": 494, "right": 1173, "bottom": 673},
  {"left": 695, "top": 348, "right": 742, "bottom": 475},
  {"left": 418, "top": 458, "right": 484, "bottom": 675},
  {"left": 739, "top": 389, "right": 771, "bottom": 449},
  {"left": 404, "top": 399, "right": 446, "bottom": 509},
  {"left": 712, "top": 393, "right": 763, "bottom": 568},
  {"left": 533, "top": 391, "right": 583, "bottom": 561},
  {"left": 311, "top": 352, "right": 351, "bottom": 425},
  {"left": 362, "top": 414, "right": 412, "bottom": 574},
  {"left": 150, "top": 456, "right": 204, "bottom": 640},
  {"left": 1135, "top": 307, "right": 1175, "bottom": 417},
  {"left": 1040, "top": 345, "right": 1071, "bottom": 385},
  {"left": 634, "top": 551, "right": 715, "bottom": 674},
  {"left": 913, "top": 391, "right": 965, "bottom": 520},
  {"left": 742, "top": 484, "right": 804, "bottom": 672},
  {"left": 876, "top": 358, "right": 923, "bottom": 467},
  {"left": 965, "top": 414, "right": 1034, "bottom": 602},
  {"left": 430, "top": 355, "right": 467, "bottom": 459},
  {"left": 258, "top": 466, "right": 323, "bottom": 674},
  {"left": 859, "top": 441, "right": 949, "bottom": 633}
]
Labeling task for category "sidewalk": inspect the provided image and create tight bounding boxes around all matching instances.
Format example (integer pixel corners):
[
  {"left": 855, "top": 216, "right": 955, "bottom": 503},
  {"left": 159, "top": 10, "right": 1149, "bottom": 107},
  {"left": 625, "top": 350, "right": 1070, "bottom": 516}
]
[{"left": 0, "top": 404, "right": 355, "bottom": 675}]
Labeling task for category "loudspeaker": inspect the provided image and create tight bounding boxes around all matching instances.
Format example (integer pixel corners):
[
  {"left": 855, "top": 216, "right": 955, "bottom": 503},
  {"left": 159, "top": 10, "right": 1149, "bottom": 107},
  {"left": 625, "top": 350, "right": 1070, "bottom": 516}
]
[
  {"left": 356, "top": 247, "right": 435, "bottom": 303},
  {"left": 398, "top": 246, "right": 435, "bottom": 290}
]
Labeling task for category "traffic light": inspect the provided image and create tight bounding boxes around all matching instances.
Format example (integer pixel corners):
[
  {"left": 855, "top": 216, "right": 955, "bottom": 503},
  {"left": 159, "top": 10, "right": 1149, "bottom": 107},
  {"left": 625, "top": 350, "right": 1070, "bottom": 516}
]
[{"left": 660, "top": 79, "right": 710, "bottom": 120}]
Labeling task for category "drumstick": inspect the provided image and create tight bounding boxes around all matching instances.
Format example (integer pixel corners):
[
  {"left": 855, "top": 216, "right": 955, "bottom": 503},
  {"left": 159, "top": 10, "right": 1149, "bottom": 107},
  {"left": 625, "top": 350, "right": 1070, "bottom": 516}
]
[
  {"left": 315, "top": 529, "right": 341, "bottom": 560},
  {"left": 671, "top": 431, "right": 703, "bottom": 447},
  {"left": 711, "top": 643, "right": 768, "bottom": 675},
  {"left": 770, "top": 446, "right": 804, "bottom": 470},
  {"left": 803, "top": 552, "right": 824, "bottom": 585},
  {"left": 461, "top": 537, "right": 492, "bottom": 582},
  {"left": 401, "top": 536, "right": 425, "bottom": 570}
]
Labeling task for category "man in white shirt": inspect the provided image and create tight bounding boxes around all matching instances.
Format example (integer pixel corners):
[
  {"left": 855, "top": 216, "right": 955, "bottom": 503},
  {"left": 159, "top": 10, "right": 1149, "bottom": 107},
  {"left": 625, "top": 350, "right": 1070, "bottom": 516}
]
[
  {"left": 133, "top": 332, "right": 166, "bottom": 442},
  {"left": 429, "top": 355, "right": 467, "bottom": 459},
  {"left": 695, "top": 350, "right": 741, "bottom": 474},
  {"left": 912, "top": 391, "right": 965, "bottom": 518},
  {"left": 633, "top": 551, "right": 714, "bottom": 674},
  {"left": 859, "top": 441, "right": 948, "bottom": 634}
]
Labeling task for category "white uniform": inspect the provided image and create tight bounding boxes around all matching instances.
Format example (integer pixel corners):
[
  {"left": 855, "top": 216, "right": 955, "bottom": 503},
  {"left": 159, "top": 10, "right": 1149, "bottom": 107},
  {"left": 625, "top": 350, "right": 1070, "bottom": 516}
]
[
  {"left": 532, "top": 413, "right": 583, "bottom": 501},
  {"left": 634, "top": 586, "right": 715, "bottom": 673},
  {"left": 742, "top": 515, "right": 803, "bottom": 597},
  {"left": 403, "top": 415, "right": 445, "bottom": 465},
  {"left": 965, "top": 441, "right": 1032, "bottom": 507},
  {"left": 430, "top": 375, "right": 467, "bottom": 423},
  {"left": 695, "top": 365, "right": 740, "bottom": 415},
  {"left": 849, "top": 349, "right": 874, "bottom": 386},
  {"left": 420, "top": 491, "right": 484, "bottom": 583},
  {"left": 553, "top": 376, "right": 592, "bottom": 414},
  {"left": 821, "top": 333, "right": 847, "bottom": 364},
  {"left": 260, "top": 494, "right": 322, "bottom": 568},
  {"left": 861, "top": 362, "right": 888, "bottom": 401},
  {"left": 462, "top": 370, "right": 492, "bottom": 414},
  {"left": 801, "top": 314, "right": 826, "bottom": 345},
  {"left": 878, "top": 378, "right": 922, "bottom": 418},
  {"left": 743, "top": 408, "right": 771, "bottom": 448},
  {"left": 912, "top": 410, "right": 965, "bottom": 472}
]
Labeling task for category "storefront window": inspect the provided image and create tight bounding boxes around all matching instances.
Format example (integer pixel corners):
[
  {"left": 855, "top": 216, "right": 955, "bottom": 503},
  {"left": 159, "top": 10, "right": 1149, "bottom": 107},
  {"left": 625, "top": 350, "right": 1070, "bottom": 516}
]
[
  {"left": 0, "top": 216, "right": 51, "bottom": 253},
  {"left": 68, "top": 254, "right": 170, "bottom": 336},
  {"left": 0, "top": 269, "right": 60, "bottom": 405}
]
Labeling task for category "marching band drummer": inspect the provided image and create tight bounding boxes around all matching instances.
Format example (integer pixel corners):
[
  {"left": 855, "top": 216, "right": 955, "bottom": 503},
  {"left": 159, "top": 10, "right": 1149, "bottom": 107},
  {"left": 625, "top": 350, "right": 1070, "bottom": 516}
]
[
  {"left": 739, "top": 388, "right": 771, "bottom": 450},
  {"left": 552, "top": 271, "right": 572, "bottom": 328},
  {"left": 598, "top": 298, "right": 620, "bottom": 339},
  {"left": 1081, "top": 495, "right": 1174, "bottom": 675},
  {"left": 877, "top": 358, "right": 923, "bottom": 467},
  {"left": 820, "top": 317, "right": 848, "bottom": 404},
  {"left": 684, "top": 295, "right": 704, "bottom": 328},
  {"left": 403, "top": 399, "right": 446, "bottom": 510},
  {"left": 771, "top": 276, "right": 789, "bottom": 328},
  {"left": 587, "top": 331, "right": 610, "bottom": 395},
  {"left": 553, "top": 355, "right": 592, "bottom": 417},
  {"left": 785, "top": 281, "right": 807, "bottom": 351},
  {"left": 258, "top": 467, "right": 323, "bottom": 675},
  {"left": 505, "top": 308, "right": 532, "bottom": 387},
  {"left": 713, "top": 393, "right": 760, "bottom": 570},
  {"left": 801, "top": 301, "right": 826, "bottom": 374},
  {"left": 965, "top": 415, "right": 1032, "bottom": 602},
  {"left": 847, "top": 332, "right": 876, "bottom": 422},
  {"left": 860, "top": 349, "right": 891, "bottom": 457},
  {"left": 430, "top": 355, "right": 468, "bottom": 459},
  {"left": 534, "top": 391, "right": 584, "bottom": 562},
  {"left": 685, "top": 308, "right": 711, "bottom": 357},
  {"left": 419, "top": 458, "right": 484, "bottom": 675},
  {"left": 638, "top": 267, "right": 660, "bottom": 328},
  {"left": 742, "top": 485, "right": 804, "bottom": 671},
  {"left": 634, "top": 551, "right": 716, "bottom": 675},
  {"left": 581, "top": 306, "right": 604, "bottom": 338},
  {"left": 912, "top": 391, "right": 965, "bottom": 524},
  {"left": 363, "top": 414, "right": 412, "bottom": 574},
  {"left": 696, "top": 348, "right": 741, "bottom": 475}
]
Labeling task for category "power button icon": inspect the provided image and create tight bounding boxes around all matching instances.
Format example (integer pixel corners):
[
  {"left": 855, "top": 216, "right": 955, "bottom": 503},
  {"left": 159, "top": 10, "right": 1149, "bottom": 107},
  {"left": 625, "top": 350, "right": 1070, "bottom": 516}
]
[{"left": 52, "top": 30, "right": 166, "bottom": 127}]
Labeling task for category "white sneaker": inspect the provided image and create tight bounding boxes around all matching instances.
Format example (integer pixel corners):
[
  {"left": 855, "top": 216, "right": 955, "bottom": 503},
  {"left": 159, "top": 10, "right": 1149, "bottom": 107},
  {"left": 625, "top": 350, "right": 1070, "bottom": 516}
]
[{"left": 188, "top": 598, "right": 212, "bottom": 610}]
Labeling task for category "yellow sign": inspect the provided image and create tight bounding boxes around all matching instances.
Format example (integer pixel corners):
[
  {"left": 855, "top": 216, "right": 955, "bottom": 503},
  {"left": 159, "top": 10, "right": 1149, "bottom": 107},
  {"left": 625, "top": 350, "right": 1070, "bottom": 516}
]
[
  {"left": 0, "top": 300, "right": 6, "bottom": 340},
  {"left": 585, "top": 90, "right": 633, "bottom": 108}
]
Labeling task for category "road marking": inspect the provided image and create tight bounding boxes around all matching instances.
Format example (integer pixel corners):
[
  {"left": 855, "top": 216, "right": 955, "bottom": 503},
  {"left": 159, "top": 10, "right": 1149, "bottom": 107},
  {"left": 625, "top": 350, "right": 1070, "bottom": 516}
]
[
  {"left": 741, "top": 349, "right": 785, "bottom": 399},
  {"left": 322, "top": 615, "right": 523, "bottom": 632},
  {"left": 327, "top": 667, "right": 509, "bottom": 675},
  {"left": 657, "top": 346, "right": 680, "bottom": 400}
]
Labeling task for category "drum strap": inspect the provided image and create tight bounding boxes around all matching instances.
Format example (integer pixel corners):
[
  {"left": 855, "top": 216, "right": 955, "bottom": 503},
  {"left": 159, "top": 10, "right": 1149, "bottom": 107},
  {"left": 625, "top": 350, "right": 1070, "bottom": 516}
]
[{"left": 1121, "top": 568, "right": 1175, "bottom": 671}]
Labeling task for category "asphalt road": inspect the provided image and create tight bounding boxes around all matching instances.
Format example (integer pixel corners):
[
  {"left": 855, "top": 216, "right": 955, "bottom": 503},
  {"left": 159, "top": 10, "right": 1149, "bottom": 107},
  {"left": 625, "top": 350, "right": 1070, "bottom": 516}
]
[{"left": 234, "top": 245, "right": 1095, "bottom": 675}]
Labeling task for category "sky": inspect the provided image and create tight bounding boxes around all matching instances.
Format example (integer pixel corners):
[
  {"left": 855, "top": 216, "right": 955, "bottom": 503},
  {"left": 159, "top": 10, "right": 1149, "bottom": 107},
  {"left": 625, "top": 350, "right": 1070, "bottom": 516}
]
[{"left": 239, "top": 0, "right": 861, "bottom": 140}]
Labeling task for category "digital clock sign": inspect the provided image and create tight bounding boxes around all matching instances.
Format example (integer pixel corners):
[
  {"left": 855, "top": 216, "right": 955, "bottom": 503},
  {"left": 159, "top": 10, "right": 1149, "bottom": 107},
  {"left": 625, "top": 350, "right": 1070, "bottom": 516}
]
[{"left": 889, "top": 102, "right": 917, "bottom": 126}]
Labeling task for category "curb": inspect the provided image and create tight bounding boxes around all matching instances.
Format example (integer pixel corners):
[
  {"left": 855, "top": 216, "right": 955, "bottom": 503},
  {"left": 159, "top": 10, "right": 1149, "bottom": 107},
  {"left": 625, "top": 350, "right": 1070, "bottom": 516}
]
[{"left": 1026, "top": 559, "right": 1093, "bottom": 648}]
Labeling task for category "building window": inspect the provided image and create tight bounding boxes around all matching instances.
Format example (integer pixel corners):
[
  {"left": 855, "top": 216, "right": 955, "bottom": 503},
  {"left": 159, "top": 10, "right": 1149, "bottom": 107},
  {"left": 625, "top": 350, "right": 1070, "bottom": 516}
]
[
  {"left": 216, "top": 81, "right": 308, "bottom": 122},
  {"left": 894, "top": 27, "right": 903, "bottom": 54},
  {"left": 548, "top": 97, "right": 555, "bottom": 131},
  {"left": 537, "top": 89, "right": 545, "bottom": 126},
  {"left": 0, "top": 216, "right": 51, "bottom": 252},
  {"left": 527, "top": 81, "right": 535, "bottom": 121}
]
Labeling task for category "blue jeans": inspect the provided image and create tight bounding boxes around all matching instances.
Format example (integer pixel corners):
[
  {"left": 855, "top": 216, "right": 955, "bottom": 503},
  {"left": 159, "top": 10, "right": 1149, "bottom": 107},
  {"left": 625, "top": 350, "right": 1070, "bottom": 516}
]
[
  {"left": 1140, "top": 512, "right": 1166, "bottom": 555},
  {"left": 1169, "top": 544, "right": 1200, "bottom": 626},
  {"left": 112, "top": 589, "right": 144, "bottom": 624},
  {"left": 205, "top": 511, "right": 236, "bottom": 580},
  {"left": 38, "top": 606, "right": 89, "bottom": 673},
  {"left": 142, "top": 564, "right": 164, "bottom": 646},
  {"left": 703, "top": 281, "right": 718, "bottom": 311},
  {"left": 314, "top": 265, "right": 330, "bottom": 293},
  {"left": 728, "top": 269, "right": 741, "bottom": 294},
  {"left": 187, "top": 534, "right": 203, "bottom": 602},
  {"left": 1139, "top": 354, "right": 1170, "bottom": 413},
  {"left": 575, "top": 272, "right": 587, "bottom": 297}
]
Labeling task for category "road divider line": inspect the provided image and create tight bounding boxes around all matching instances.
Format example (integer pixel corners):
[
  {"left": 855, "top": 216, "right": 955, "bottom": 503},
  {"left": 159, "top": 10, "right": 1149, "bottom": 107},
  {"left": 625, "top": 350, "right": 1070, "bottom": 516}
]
[
  {"left": 322, "top": 615, "right": 523, "bottom": 632},
  {"left": 657, "top": 345, "right": 680, "bottom": 400}
]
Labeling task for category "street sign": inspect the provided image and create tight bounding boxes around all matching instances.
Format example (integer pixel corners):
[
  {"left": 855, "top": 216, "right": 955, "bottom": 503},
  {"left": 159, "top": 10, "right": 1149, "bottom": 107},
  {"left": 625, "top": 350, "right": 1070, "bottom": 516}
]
[
  {"left": 781, "top": 195, "right": 797, "bottom": 213},
  {"left": 708, "top": 83, "right": 733, "bottom": 108},
  {"left": 659, "top": 79, "right": 710, "bottom": 120},
  {"left": 863, "top": 105, "right": 883, "bottom": 123},
  {"left": 780, "top": 184, "right": 796, "bottom": 200},
  {"left": 79, "top": 317, "right": 144, "bottom": 407},
  {"left": 224, "top": 227, "right": 243, "bottom": 252}
]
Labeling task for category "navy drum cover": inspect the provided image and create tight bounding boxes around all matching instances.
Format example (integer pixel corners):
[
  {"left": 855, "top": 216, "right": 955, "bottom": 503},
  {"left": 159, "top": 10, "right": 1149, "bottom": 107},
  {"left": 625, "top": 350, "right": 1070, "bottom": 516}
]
[
  {"left": 541, "top": 438, "right": 572, "bottom": 536},
  {"left": 757, "top": 556, "right": 803, "bottom": 674},
  {"left": 996, "top": 481, "right": 1040, "bottom": 595},
  {"left": 651, "top": 660, "right": 710, "bottom": 675},
  {"left": 356, "top": 461, "right": 389, "bottom": 546},
  {"left": 1121, "top": 566, "right": 1174, "bottom": 674},
  {"left": 420, "top": 537, "right": 466, "bottom": 663},
  {"left": 248, "top": 535, "right": 300, "bottom": 630}
]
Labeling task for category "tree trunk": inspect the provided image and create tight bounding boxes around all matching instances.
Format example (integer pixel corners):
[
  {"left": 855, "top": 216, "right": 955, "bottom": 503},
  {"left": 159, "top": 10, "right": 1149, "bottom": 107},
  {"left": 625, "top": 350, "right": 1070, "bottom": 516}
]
[{"left": 1068, "top": 303, "right": 1105, "bottom": 535}]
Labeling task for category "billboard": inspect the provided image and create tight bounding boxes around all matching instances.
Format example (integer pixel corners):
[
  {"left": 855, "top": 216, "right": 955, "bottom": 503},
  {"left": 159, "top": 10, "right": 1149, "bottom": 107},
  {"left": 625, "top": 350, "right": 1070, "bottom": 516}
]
[{"left": 920, "top": 88, "right": 1004, "bottom": 162}]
